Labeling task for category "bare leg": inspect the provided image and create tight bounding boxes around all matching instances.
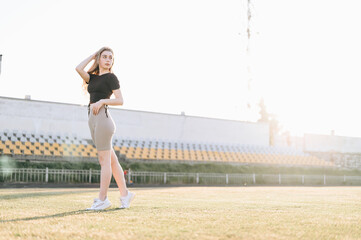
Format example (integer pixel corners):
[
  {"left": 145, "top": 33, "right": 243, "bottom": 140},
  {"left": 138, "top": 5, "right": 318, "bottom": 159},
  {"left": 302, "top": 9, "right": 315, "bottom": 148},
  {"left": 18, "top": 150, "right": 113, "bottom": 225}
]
[
  {"left": 97, "top": 149, "right": 112, "bottom": 201},
  {"left": 110, "top": 148, "right": 128, "bottom": 197}
]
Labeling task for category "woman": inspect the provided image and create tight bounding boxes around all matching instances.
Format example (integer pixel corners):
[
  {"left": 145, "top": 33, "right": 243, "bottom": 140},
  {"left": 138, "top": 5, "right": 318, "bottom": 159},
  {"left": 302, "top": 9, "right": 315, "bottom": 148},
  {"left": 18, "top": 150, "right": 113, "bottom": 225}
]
[{"left": 76, "top": 47, "right": 135, "bottom": 210}]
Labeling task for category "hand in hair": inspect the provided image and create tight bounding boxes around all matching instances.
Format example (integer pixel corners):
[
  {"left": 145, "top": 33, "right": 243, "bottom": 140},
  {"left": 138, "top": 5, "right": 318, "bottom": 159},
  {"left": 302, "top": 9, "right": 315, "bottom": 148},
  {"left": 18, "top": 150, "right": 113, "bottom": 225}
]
[{"left": 91, "top": 51, "right": 98, "bottom": 60}]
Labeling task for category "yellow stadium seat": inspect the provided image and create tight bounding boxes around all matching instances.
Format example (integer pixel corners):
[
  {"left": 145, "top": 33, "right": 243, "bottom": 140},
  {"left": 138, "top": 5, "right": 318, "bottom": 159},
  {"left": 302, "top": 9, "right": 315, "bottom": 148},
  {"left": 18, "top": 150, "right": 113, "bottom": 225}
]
[
  {"left": 63, "top": 151, "right": 71, "bottom": 157},
  {"left": 44, "top": 150, "right": 52, "bottom": 156},
  {"left": 119, "top": 149, "right": 127, "bottom": 155},
  {"left": 80, "top": 151, "right": 88, "bottom": 157},
  {"left": 24, "top": 149, "right": 32, "bottom": 155},
  {"left": 3, "top": 148, "right": 11, "bottom": 154},
  {"left": 13, "top": 149, "right": 21, "bottom": 155},
  {"left": 9, "top": 144, "right": 17, "bottom": 150},
  {"left": 53, "top": 151, "right": 61, "bottom": 157},
  {"left": 33, "top": 149, "right": 41, "bottom": 155},
  {"left": 28, "top": 145, "right": 36, "bottom": 151},
  {"left": 89, "top": 152, "right": 97, "bottom": 157}
]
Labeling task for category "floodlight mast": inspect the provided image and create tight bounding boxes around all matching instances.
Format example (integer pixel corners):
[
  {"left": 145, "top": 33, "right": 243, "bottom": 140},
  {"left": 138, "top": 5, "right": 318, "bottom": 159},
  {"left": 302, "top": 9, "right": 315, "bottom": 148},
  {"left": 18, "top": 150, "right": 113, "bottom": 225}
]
[
  {"left": 0, "top": 54, "right": 2, "bottom": 75},
  {"left": 246, "top": 0, "right": 252, "bottom": 109}
]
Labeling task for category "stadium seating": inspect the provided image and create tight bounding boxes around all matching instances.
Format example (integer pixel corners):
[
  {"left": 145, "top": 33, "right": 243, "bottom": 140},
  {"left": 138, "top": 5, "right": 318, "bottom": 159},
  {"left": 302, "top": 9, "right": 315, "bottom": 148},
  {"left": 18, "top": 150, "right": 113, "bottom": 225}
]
[{"left": 0, "top": 129, "right": 334, "bottom": 167}]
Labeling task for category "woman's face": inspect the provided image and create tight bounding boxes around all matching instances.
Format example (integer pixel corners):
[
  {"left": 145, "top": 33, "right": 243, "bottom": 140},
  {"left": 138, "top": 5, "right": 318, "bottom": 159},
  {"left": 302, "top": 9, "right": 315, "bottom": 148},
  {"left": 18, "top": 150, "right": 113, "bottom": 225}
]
[{"left": 98, "top": 50, "right": 113, "bottom": 70}]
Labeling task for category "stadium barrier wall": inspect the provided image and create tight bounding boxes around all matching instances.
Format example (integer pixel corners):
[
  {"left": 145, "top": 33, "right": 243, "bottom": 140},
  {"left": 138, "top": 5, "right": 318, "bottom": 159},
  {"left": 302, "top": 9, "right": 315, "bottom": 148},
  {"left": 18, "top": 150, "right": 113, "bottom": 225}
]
[
  {"left": 1, "top": 168, "right": 361, "bottom": 186},
  {"left": 0, "top": 96, "right": 269, "bottom": 146},
  {"left": 304, "top": 133, "right": 361, "bottom": 153}
]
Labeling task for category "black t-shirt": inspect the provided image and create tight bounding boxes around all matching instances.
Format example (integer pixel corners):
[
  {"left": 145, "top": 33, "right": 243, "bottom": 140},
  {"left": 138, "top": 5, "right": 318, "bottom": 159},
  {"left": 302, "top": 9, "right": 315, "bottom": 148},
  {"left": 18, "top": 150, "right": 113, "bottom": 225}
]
[{"left": 86, "top": 73, "right": 120, "bottom": 104}]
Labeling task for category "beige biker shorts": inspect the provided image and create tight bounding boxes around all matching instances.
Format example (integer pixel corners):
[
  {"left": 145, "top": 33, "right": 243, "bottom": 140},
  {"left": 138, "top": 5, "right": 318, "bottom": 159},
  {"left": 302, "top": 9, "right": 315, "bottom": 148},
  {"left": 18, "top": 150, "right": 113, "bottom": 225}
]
[{"left": 87, "top": 103, "right": 116, "bottom": 151}]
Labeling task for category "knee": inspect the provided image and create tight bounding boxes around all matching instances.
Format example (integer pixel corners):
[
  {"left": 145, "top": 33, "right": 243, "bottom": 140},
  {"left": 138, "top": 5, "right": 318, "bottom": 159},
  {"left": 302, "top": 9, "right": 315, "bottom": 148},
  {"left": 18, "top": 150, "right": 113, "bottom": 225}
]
[
  {"left": 110, "top": 151, "right": 119, "bottom": 166},
  {"left": 98, "top": 152, "right": 111, "bottom": 166}
]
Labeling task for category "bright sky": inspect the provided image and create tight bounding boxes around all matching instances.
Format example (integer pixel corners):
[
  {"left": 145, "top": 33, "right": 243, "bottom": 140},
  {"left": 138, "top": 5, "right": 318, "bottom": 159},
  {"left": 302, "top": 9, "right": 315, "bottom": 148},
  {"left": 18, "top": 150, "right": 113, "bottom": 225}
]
[{"left": 1, "top": 0, "right": 361, "bottom": 138}]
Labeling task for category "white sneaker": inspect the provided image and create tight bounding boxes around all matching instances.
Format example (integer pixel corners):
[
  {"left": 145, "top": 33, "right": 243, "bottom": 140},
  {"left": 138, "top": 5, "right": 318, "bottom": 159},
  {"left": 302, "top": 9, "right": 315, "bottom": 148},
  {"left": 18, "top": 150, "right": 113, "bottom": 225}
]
[
  {"left": 120, "top": 191, "right": 135, "bottom": 209},
  {"left": 86, "top": 197, "right": 112, "bottom": 210}
]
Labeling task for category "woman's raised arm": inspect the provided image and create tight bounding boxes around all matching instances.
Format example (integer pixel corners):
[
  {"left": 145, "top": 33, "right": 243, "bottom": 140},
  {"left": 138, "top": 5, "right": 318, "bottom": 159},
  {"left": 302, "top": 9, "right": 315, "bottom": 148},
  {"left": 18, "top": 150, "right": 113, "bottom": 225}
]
[{"left": 75, "top": 51, "right": 97, "bottom": 83}]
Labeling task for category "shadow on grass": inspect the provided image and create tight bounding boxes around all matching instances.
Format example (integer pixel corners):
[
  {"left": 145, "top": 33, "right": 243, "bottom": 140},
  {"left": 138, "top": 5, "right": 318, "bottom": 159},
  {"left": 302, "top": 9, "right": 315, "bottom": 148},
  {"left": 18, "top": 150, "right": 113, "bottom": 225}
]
[
  {"left": 0, "top": 190, "right": 99, "bottom": 200},
  {"left": 0, "top": 208, "right": 125, "bottom": 223}
]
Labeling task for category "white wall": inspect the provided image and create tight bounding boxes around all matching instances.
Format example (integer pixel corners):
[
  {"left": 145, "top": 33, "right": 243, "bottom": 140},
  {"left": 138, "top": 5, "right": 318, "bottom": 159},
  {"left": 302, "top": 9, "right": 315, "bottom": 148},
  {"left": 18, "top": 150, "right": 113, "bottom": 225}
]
[
  {"left": 274, "top": 134, "right": 304, "bottom": 151},
  {"left": 0, "top": 96, "right": 269, "bottom": 145},
  {"left": 304, "top": 133, "right": 361, "bottom": 153}
]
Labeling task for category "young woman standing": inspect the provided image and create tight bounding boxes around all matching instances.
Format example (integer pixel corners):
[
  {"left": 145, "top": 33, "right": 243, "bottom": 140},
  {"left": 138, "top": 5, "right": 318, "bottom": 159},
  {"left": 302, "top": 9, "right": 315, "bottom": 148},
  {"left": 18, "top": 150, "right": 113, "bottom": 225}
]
[{"left": 76, "top": 47, "right": 135, "bottom": 210}]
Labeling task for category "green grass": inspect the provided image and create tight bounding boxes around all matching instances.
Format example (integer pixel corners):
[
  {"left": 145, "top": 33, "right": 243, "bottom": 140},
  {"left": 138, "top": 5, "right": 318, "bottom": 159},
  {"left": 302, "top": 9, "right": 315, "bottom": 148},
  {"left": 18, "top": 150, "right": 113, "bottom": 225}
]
[{"left": 1, "top": 187, "right": 361, "bottom": 239}]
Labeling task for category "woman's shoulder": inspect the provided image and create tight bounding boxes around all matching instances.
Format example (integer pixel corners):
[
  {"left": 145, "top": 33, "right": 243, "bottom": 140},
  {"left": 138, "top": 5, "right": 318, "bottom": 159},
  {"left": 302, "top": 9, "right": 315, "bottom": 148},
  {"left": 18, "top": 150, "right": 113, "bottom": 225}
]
[
  {"left": 91, "top": 72, "right": 118, "bottom": 80},
  {"left": 106, "top": 73, "right": 118, "bottom": 80},
  {"left": 98, "top": 72, "right": 116, "bottom": 77},
  {"left": 108, "top": 72, "right": 117, "bottom": 77}
]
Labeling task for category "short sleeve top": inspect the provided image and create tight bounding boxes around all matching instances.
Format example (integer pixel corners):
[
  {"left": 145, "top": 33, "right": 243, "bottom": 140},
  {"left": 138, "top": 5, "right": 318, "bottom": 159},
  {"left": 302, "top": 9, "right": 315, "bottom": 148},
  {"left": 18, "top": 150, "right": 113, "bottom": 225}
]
[{"left": 86, "top": 73, "right": 120, "bottom": 104}]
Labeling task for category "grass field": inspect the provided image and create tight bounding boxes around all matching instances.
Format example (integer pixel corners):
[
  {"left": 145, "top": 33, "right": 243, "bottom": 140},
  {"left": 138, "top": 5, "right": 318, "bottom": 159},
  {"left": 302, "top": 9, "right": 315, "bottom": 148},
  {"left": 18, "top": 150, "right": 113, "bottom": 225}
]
[{"left": 1, "top": 186, "right": 361, "bottom": 240}]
